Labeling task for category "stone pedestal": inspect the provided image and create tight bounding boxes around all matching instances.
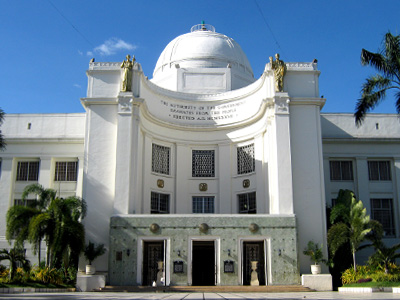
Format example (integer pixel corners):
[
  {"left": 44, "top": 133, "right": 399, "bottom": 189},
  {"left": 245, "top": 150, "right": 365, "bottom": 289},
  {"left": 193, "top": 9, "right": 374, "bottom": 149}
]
[
  {"left": 156, "top": 261, "right": 165, "bottom": 286},
  {"left": 250, "top": 261, "right": 259, "bottom": 286},
  {"left": 301, "top": 274, "right": 332, "bottom": 291},
  {"left": 76, "top": 273, "right": 106, "bottom": 292}
]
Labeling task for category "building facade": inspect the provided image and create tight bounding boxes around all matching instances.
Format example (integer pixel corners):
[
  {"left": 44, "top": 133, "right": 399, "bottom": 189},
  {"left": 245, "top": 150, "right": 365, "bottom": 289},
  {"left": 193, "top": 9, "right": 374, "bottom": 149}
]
[{"left": 0, "top": 24, "right": 399, "bottom": 286}]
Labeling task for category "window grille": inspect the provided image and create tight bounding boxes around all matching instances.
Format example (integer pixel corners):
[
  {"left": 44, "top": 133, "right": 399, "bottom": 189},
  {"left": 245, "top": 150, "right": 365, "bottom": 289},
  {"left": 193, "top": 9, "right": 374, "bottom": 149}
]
[
  {"left": 14, "top": 199, "right": 36, "bottom": 207},
  {"left": 54, "top": 161, "right": 78, "bottom": 181},
  {"left": 192, "top": 150, "right": 215, "bottom": 177},
  {"left": 238, "top": 192, "right": 257, "bottom": 214},
  {"left": 237, "top": 144, "right": 255, "bottom": 174},
  {"left": 192, "top": 196, "right": 215, "bottom": 213},
  {"left": 371, "top": 198, "right": 395, "bottom": 236},
  {"left": 329, "top": 161, "right": 354, "bottom": 181},
  {"left": 16, "top": 161, "right": 39, "bottom": 181},
  {"left": 368, "top": 161, "right": 391, "bottom": 181},
  {"left": 152, "top": 144, "right": 170, "bottom": 175},
  {"left": 151, "top": 192, "right": 170, "bottom": 214}
]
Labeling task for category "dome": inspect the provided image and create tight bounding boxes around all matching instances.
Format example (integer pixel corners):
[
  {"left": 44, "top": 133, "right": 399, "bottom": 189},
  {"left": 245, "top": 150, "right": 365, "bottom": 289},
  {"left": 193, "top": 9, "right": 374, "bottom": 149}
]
[{"left": 152, "top": 24, "right": 254, "bottom": 91}]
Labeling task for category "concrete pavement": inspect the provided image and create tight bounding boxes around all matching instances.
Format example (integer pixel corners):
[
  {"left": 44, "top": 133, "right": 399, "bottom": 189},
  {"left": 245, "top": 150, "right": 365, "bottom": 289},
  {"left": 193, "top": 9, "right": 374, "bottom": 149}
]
[{"left": 2, "top": 292, "right": 400, "bottom": 300}]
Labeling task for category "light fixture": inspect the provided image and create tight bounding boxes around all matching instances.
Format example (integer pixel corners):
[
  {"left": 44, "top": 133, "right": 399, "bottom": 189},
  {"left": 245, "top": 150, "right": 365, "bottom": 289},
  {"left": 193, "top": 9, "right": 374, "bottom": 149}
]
[{"left": 177, "top": 250, "right": 181, "bottom": 257}]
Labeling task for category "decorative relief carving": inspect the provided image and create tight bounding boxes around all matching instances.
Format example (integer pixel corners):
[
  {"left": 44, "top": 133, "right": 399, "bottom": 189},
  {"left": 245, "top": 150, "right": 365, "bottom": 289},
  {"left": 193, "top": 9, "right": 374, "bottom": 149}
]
[
  {"left": 249, "top": 223, "right": 259, "bottom": 233},
  {"left": 199, "top": 183, "right": 208, "bottom": 191},
  {"left": 118, "top": 98, "right": 132, "bottom": 113},
  {"left": 274, "top": 97, "right": 290, "bottom": 114},
  {"left": 199, "top": 223, "right": 209, "bottom": 233},
  {"left": 150, "top": 223, "right": 160, "bottom": 233},
  {"left": 157, "top": 179, "right": 164, "bottom": 188},
  {"left": 243, "top": 179, "right": 250, "bottom": 188}
]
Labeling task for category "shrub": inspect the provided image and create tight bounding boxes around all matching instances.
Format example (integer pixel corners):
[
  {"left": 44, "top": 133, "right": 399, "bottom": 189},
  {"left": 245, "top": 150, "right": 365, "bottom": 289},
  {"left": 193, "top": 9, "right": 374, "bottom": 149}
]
[
  {"left": 30, "top": 266, "right": 63, "bottom": 285},
  {"left": 357, "top": 278, "right": 372, "bottom": 283},
  {"left": 370, "top": 272, "right": 400, "bottom": 282},
  {"left": 341, "top": 265, "right": 371, "bottom": 284}
]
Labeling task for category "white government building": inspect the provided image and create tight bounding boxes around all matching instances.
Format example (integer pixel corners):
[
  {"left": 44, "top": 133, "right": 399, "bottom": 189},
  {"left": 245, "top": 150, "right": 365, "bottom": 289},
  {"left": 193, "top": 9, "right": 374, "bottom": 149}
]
[{"left": 1, "top": 24, "right": 400, "bottom": 287}]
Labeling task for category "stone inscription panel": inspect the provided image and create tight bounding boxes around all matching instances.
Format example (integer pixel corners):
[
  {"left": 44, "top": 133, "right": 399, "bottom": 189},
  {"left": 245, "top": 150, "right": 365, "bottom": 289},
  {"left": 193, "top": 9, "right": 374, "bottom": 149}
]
[{"left": 152, "top": 97, "right": 262, "bottom": 126}]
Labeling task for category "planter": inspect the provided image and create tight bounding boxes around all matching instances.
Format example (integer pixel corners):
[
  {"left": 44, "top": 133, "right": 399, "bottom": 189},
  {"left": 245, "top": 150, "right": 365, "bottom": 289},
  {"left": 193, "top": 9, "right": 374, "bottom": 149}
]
[
  {"left": 311, "top": 264, "right": 321, "bottom": 275},
  {"left": 86, "top": 264, "right": 96, "bottom": 275}
]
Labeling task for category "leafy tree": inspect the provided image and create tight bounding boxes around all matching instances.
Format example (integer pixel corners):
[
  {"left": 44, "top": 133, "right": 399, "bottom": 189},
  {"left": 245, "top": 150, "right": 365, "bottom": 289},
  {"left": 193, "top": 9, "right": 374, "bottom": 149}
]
[
  {"left": 328, "top": 190, "right": 371, "bottom": 272},
  {"left": 355, "top": 32, "right": 400, "bottom": 125},
  {"left": 0, "top": 108, "right": 5, "bottom": 150},
  {"left": 0, "top": 248, "right": 30, "bottom": 281}
]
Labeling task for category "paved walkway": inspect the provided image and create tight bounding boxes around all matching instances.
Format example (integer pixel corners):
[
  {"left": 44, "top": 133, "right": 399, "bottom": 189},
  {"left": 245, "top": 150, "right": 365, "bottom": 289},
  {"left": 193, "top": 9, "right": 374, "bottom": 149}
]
[{"left": 2, "top": 292, "right": 400, "bottom": 300}]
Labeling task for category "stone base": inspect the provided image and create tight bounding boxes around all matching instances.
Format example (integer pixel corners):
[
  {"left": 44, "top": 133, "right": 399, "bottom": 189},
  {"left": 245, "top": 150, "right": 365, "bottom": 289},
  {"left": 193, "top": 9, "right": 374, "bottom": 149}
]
[
  {"left": 76, "top": 273, "right": 106, "bottom": 292},
  {"left": 301, "top": 274, "right": 332, "bottom": 291}
]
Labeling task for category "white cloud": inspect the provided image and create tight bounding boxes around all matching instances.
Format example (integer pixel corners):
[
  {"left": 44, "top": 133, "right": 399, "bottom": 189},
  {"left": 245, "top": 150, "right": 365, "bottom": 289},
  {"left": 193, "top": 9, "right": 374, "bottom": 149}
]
[
  {"left": 77, "top": 50, "right": 83, "bottom": 56},
  {"left": 86, "top": 51, "right": 93, "bottom": 57},
  {"left": 92, "top": 38, "right": 136, "bottom": 56},
  {"left": 73, "top": 84, "right": 81, "bottom": 88}
]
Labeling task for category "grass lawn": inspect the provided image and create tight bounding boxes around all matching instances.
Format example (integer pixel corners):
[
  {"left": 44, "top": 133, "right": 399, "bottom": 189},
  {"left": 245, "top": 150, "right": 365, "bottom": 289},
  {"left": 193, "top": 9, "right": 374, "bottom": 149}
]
[{"left": 344, "top": 281, "right": 400, "bottom": 288}]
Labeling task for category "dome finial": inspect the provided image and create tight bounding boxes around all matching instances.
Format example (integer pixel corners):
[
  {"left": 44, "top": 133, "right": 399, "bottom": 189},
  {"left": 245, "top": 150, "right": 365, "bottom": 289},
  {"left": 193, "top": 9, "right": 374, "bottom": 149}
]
[{"left": 201, "top": 20, "right": 206, "bottom": 31}]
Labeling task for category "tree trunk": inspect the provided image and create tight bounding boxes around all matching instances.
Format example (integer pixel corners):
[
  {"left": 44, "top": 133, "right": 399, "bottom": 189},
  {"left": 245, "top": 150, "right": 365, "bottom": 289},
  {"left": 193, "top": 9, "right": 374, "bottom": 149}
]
[
  {"left": 37, "top": 240, "right": 41, "bottom": 266},
  {"left": 353, "top": 251, "right": 357, "bottom": 273}
]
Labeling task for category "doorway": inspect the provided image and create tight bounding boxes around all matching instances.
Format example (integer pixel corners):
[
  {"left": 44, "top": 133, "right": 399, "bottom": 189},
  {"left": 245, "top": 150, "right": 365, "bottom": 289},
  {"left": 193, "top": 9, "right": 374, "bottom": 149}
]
[
  {"left": 243, "top": 241, "right": 266, "bottom": 285},
  {"left": 192, "top": 241, "right": 215, "bottom": 286},
  {"left": 142, "top": 241, "right": 164, "bottom": 286}
]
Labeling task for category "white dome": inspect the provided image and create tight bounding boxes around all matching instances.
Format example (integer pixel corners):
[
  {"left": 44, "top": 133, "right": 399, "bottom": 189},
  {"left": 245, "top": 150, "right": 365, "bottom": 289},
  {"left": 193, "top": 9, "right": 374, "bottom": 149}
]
[{"left": 153, "top": 25, "right": 254, "bottom": 82}]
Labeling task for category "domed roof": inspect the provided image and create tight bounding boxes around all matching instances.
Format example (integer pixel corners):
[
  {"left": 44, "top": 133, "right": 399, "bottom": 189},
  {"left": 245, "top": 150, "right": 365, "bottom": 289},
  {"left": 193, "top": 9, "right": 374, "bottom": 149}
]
[{"left": 153, "top": 24, "right": 254, "bottom": 80}]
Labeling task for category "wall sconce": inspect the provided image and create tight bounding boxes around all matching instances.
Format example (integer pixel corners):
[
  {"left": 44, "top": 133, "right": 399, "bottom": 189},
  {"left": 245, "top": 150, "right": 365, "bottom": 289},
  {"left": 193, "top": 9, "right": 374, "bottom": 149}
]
[
  {"left": 126, "top": 249, "right": 130, "bottom": 256},
  {"left": 278, "top": 249, "right": 281, "bottom": 256},
  {"left": 227, "top": 249, "right": 231, "bottom": 256},
  {"left": 177, "top": 250, "right": 181, "bottom": 257}
]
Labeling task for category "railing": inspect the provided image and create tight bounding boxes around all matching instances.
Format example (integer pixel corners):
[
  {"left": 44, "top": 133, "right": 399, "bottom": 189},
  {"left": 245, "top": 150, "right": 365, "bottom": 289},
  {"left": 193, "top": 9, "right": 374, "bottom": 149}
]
[{"left": 191, "top": 23, "right": 216, "bottom": 32}]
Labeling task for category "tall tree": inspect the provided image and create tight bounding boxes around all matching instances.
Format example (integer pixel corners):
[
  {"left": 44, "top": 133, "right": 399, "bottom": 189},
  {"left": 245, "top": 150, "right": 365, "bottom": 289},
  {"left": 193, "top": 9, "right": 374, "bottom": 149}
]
[
  {"left": 355, "top": 32, "right": 400, "bottom": 125},
  {"left": 328, "top": 190, "right": 372, "bottom": 272},
  {"left": 6, "top": 184, "right": 86, "bottom": 268},
  {"left": 0, "top": 108, "right": 5, "bottom": 150}
]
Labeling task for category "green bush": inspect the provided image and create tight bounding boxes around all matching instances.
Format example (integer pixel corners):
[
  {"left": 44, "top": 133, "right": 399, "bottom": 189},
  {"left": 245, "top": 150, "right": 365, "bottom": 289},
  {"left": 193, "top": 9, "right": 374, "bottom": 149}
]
[
  {"left": 370, "top": 272, "right": 400, "bottom": 282},
  {"left": 30, "top": 266, "right": 63, "bottom": 285},
  {"left": 341, "top": 265, "right": 371, "bottom": 284}
]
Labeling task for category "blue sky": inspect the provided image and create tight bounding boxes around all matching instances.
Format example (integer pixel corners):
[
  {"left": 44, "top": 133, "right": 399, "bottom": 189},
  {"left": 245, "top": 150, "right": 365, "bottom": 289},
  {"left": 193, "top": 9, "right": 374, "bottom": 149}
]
[{"left": 1, "top": 0, "right": 399, "bottom": 115}]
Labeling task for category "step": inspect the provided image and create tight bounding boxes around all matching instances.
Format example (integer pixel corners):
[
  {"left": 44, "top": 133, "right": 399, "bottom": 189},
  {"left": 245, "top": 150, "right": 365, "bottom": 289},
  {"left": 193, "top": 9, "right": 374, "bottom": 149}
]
[{"left": 96, "top": 285, "right": 313, "bottom": 293}]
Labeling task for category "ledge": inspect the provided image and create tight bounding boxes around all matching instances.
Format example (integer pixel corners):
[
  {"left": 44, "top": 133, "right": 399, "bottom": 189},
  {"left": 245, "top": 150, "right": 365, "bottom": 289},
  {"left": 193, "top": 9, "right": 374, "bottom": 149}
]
[{"left": 0, "top": 287, "right": 75, "bottom": 293}]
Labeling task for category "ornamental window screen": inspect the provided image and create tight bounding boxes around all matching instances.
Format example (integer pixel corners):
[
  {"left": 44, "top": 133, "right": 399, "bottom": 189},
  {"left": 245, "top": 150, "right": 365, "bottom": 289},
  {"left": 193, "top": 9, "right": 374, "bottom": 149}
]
[
  {"left": 237, "top": 144, "right": 255, "bottom": 174},
  {"left": 371, "top": 198, "right": 395, "bottom": 236},
  {"left": 192, "top": 196, "right": 215, "bottom": 213},
  {"left": 14, "top": 199, "right": 36, "bottom": 208},
  {"left": 16, "top": 161, "right": 39, "bottom": 181},
  {"left": 368, "top": 161, "right": 391, "bottom": 181},
  {"left": 54, "top": 161, "right": 78, "bottom": 181},
  {"left": 152, "top": 144, "right": 170, "bottom": 175},
  {"left": 329, "top": 161, "right": 354, "bottom": 181},
  {"left": 192, "top": 150, "right": 215, "bottom": 177},
  {"left": 238, "top": 192, "right": 257, "bottom": 214},
  {"left": 151, "top": 192, "right": 170, "bottom": 214}
]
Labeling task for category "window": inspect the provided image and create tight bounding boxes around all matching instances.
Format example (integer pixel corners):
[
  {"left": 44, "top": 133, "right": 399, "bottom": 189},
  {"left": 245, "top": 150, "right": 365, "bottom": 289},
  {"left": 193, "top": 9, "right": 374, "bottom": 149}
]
[
  {"left": 371, "top": 198, "right": 395, "bottom": 237},
  {"left": 237, "top": 144, "right": 255, "bottom": 174},
  {"left": 151, "top": 192, "right": 170, "bottom": 214},
  {"left": 54, "top": 161, "right": 78, "bottom": 181},
  {"left": 238, "top": 192, "right": 256, "bottom": 214},
  {"left": 14, "top": 199, "right": 36, "bottom": 207},
  {"left": 192, "top": 196, "right": 215, "bottom": 213},
  {"left": 152, "top": 144, "right": 170, "bottom": 175},
  {"left": 368, "top": 161, "right": 391, "bottom": 181},
  {"left": 329, "top": 161, "right": 353, "bottom": 181},
  {"left": 192, "top": 150, "right": 215, "bottom": 177},
  {"left": 16, "top": 161, "right": 39, "bottom": 181}
]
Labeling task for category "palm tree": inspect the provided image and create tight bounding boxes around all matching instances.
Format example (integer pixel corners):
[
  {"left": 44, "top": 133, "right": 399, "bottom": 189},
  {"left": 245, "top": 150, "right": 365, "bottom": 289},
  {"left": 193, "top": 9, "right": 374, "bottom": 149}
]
[
  {"left": 0, "top": 248, "right": 30, "bottom": 281},
  {"left": 0, "top": 108, "right": 5, "bottom": 150},
  {"left": 6, "top": 184, "right": 87, "bottom": 269},
  {"left": 369, "top": 242, "right": 400, "bottom": 274},
  {"left": 328, "top": 190, "right": 372, "bottom": 272},
  {"left": 355, "top": 32, "right": 400, "bottom": 125},
  {"left": 47, "top": 196, "right": 86, "bottom": 269}
]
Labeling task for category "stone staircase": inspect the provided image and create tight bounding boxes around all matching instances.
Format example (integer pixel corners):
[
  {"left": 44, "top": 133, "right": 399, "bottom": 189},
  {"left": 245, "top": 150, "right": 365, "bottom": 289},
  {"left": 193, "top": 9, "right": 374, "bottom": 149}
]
[{"left": 96, "top": 285, "right": 314, "bottom": 293}]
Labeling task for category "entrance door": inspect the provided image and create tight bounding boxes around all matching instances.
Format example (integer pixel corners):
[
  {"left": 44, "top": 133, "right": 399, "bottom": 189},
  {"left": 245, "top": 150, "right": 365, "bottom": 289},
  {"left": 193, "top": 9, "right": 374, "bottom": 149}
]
[
  {"left": 143, "top": 241, "right": 164, "bottom": 286},
  {"left": 192, "top": 241, "right": 215, "bottom": 286},
  {"left": 243, "top": 241, "right": 266, "bottom": 285}
]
